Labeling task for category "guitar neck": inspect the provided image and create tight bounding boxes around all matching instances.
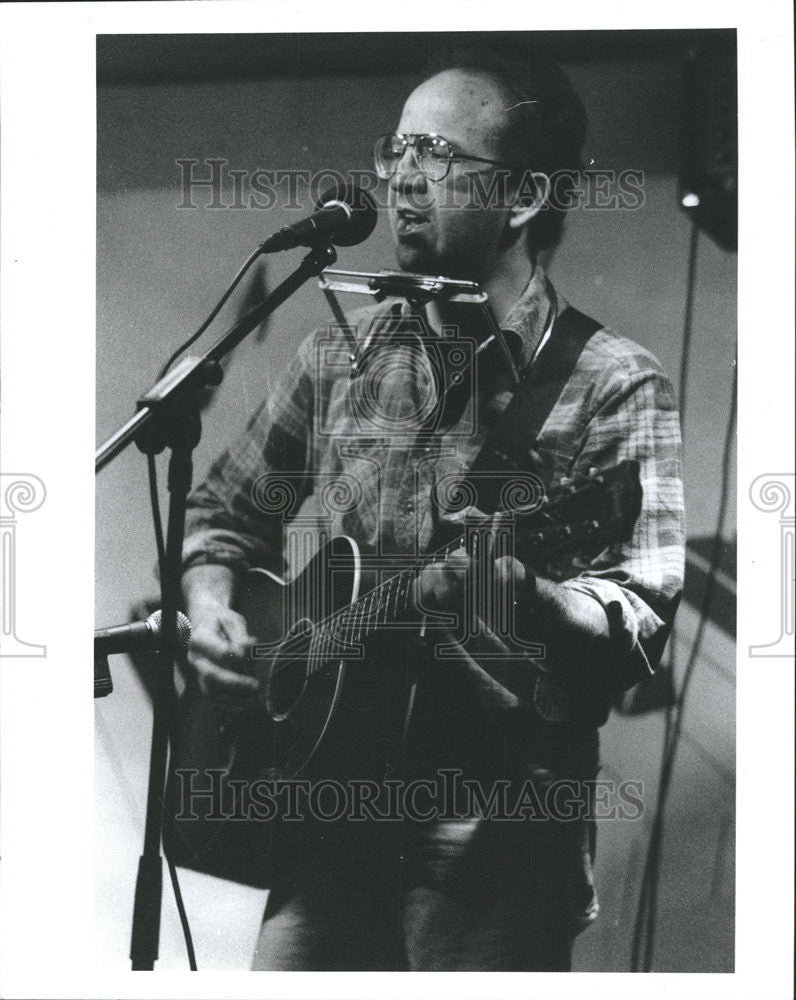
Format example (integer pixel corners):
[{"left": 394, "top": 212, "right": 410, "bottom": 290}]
[
  {"left": 312, "top": 537, "right": 463, "bottom": 663},
  {"left": 308, "top": 459, "right": 641, "bottom": 669}
]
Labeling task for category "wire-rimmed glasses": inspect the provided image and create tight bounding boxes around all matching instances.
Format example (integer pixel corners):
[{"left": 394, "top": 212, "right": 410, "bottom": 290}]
[{"left": 374, "top": 132, "right": 521, "bottom": 182}]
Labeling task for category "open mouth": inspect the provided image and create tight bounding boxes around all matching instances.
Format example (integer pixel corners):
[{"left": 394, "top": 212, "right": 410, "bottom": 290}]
[{"left": 395, "top": 208, "right": 430, "bottom": 236}]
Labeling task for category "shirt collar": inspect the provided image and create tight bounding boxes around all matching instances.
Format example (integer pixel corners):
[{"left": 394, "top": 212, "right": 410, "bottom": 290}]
[
  {"left": 389, "top": 265, "right": 559, "bottom": 372},
  {"left": 500, "top": 264, "right": 558, "bottom": 370}
]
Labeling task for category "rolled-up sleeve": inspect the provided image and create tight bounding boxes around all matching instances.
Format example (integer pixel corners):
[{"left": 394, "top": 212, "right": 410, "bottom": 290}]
[{"left": 559, "top": 360, "right": 685, "bottom": 690}]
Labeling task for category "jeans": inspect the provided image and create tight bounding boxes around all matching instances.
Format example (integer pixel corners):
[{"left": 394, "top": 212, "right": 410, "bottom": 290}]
[{"left": 251, "top": 817, "right": 579, "bottom": 971}]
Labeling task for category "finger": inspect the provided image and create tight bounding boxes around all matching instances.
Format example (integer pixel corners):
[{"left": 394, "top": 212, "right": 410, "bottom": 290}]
[
  {"left": 444, "top": 505, "right": 488, "bottom": 525},
  {"left": 190, "top": 624, "right": 254, "bottom": 668},
  {"left": 189, "top": 626, "right": 232, "bottom": 660},
  {"left": 413, "top": 565, "right": 441, "bottom": 612},
  {"left": 446, "top": 548, "right": 470, "bottom": 571},
  {"left": 217, "top": 611, "right": 256, "bottom": 656},
  {"left": 470, "top": 523, "right": 497, "bottom": 571},
  {"left": 493, "top": 555, "right": 525, "bottom": 588},
  {"left": 189, "top": 652, "right": 259, "bottom": 696},
  {"left": 414, "top": 560, "right": 466, "bottom": 613}
]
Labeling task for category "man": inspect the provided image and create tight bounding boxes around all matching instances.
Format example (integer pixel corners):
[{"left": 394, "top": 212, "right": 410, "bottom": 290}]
[{"left": 181, "top": 48, "right": 684, "bottom": 970}]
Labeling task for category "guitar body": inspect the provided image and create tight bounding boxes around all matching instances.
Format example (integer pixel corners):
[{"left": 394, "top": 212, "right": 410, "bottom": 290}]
[
  {"left": 165, "top": 535, "right": 414, "bottom": 887},
  {"left": 164, "top": 461, "right": 642, "bottom": 887},
  {"left": 234, "top": 534, "right": 359, "bottom": 782}
]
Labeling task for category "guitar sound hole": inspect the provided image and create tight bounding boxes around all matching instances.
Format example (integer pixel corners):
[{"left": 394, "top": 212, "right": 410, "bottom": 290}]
[{"left": 266, "top": 617, "right": 312, "bottom": 722}]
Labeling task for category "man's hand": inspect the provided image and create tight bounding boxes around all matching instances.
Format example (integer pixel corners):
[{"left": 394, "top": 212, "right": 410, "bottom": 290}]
[
  {"left": 186, "top": 604, "right": 260, "bottom": 712},
  {"left": 413, "top": 534, "right": 533, "bottom": 636},
  {"left": 182, "top": 564, "right": 259, "bottom": 713},
  {"left": 415, "top": 552, "right": 529, "bottom": 605}
]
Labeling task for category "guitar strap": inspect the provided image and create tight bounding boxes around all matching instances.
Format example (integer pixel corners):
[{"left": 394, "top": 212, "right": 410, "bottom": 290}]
[{"left": 463, "top": 303, "right": 603, "bottom": 514}]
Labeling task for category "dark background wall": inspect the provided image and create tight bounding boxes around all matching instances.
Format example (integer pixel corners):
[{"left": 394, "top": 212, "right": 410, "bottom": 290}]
[{"left": 95, "top": 31, "right": 736, "bottom": 971}]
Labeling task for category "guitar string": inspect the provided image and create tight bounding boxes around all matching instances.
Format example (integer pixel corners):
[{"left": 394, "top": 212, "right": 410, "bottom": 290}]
[
  {"left": 313, "top": 541, "right": 460, "bottom": 669},
  {"left": 267, "top": 510, "right": 604, "bottom": 676},
  {"left": 279, "top": 515, "right": 605, "bottom": 677},
  {"left": 270, "top": 534, "right": 465, "bottom": 676},
  {"left": 270, "top": 504, "right": 615, "bottom": 674},
  {"left": 259, "top": 469, "right": 622, "bottom": 676}
]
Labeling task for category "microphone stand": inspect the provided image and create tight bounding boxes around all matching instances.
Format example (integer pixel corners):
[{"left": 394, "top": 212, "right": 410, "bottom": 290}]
[{"left": 96, "top": 241, "right": 338, "bottom": 971}]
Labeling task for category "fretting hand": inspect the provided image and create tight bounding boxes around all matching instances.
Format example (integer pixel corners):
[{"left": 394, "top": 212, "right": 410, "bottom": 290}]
[{"left": 412, "top": 509, "right": 535, "bottom": 638}]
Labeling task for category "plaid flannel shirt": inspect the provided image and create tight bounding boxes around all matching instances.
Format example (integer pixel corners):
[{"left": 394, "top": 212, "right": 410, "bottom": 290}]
[
  {"left": 184, "top": 265, "right": 684, "bottom": 711},
  {"left": 183, "top": 265, "right": 684, "bottom": 935}
]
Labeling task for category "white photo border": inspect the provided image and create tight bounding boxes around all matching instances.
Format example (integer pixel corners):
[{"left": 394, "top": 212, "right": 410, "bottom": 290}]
[{"left": 0, "top": 1, "right": 793, "bottom": 998}]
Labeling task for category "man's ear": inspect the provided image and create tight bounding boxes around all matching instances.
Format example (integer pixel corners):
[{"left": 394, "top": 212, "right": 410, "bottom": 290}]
[{"left": 507, "top": 171, "right": 550, "bottom": 231}]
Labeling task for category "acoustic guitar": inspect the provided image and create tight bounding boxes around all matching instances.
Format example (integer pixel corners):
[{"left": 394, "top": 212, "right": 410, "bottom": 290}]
[{"left": 164, "top": 460, "right": 641, "bottom": 886}]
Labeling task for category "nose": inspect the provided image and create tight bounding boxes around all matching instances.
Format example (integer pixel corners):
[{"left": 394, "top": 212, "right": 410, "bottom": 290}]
[{"left": 389, "top": 142, "right": 428, "bottom": 196}]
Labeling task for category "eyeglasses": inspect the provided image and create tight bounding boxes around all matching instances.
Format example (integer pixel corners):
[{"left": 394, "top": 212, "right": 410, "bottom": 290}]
[{"left": 373, "top": 132, "right": 520, "bottom": 182}]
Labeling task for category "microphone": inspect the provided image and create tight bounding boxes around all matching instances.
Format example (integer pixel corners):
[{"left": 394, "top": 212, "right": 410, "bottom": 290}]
[
  {"left": 94, "top": 609, "right": 192, "bottom": 656},
  {"left": 259, "top": 179, "right": 377, "bottom": 254}
]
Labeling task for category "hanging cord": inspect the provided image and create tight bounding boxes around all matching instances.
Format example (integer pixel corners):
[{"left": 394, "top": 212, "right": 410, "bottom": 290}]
[
  {"left": 146, "top": 243, "right": 265, "bottom": 559},
  {"left": 630, "top": 222, "right": 699, "bottom": 970},
  {"left": 631, "top": 223, "right": 737, "bottom": 970},
  {"left": 143, "top": 456, "right": 199, "bottom": 968},
  {"left": 147, "top": 453, "right": 166, "bottom": 568},
  {"left": 147, "top": 243, "right": 265, "bottom": 558},
  {"left": 677, "top": 223, "right": 700, "bottom": 431},
  {"left": 157, "top": 245, "right": 265, "bottom": 381},
  {"left": 142, "top": 245, "right": 266, "bottom": 968},
  {"left": 166, "top": 854, "right": 198, "bottom": 970}
]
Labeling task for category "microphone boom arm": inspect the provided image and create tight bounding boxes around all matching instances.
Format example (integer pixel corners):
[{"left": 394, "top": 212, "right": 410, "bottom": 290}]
[
  {"left": 97, "top": 240, "right": 338, "bottom": 972},
  {"left": 96, "top": 242, "right": 339, "bottom": 473}
]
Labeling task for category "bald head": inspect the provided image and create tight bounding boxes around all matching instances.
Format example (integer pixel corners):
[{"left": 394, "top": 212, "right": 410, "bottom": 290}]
[
  {"left": 398, "top": 69, "right": 513, "bottom": 166},
  {"left": 408, "top": 47, "right": 588, "bottom": 252}
]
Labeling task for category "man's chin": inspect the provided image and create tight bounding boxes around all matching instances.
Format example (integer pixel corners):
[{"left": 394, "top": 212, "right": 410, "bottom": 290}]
[
  {"left": 394, "top": 244, "right": 473, "bottom": 281},
  {"left": 395, "top": 243, "right": 433, "bottom": 276}
]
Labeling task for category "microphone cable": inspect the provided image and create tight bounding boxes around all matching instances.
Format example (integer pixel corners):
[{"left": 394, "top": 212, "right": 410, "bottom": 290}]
[
  {"left": 144, "top": 243, "right": 269, "bottom": 970},
  {"left": 158, "top": 244, "right": 266, "bottom": 381},
  {"left": 147, "top": 243, "right": 266, "bottom": 566}
]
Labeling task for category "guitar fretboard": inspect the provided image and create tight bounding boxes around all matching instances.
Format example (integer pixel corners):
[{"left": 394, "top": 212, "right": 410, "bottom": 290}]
[
  {"left": 310, "top": 535, "right": 465, "bottom": 668},
  {"left": 286, "top": 461, "right": 637, "bottom": 673}
]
